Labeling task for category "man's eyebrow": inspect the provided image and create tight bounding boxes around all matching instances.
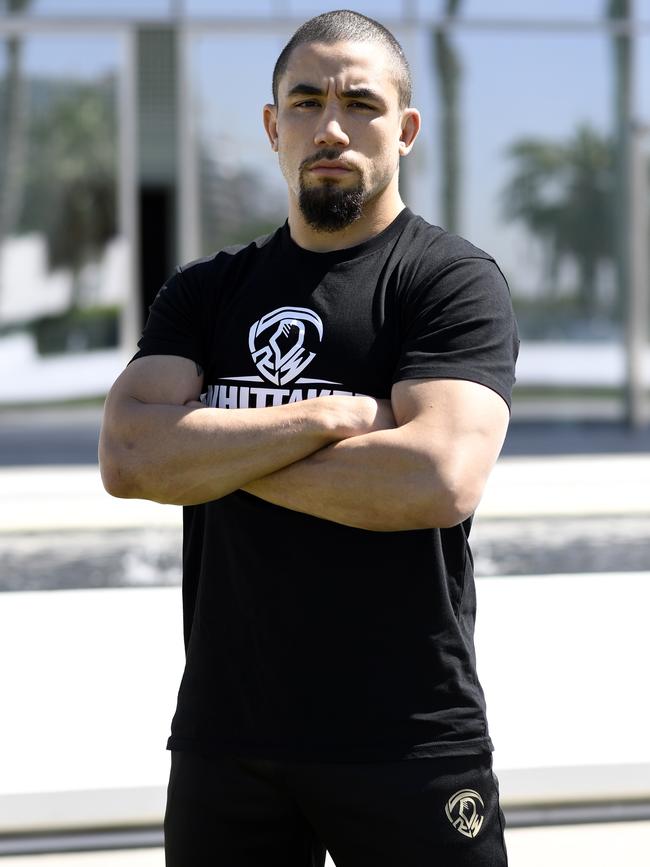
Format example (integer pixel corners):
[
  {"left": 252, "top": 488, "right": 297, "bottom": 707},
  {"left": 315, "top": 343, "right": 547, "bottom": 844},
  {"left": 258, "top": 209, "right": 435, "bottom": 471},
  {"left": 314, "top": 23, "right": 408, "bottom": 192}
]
[
  {"left": 341, "top": 87, "right": 384, "bottom": 103},
  {"left": 286, "top": 83, "right": 385, "bottom": 105},
  {"left": 287, "top": 83, "right": 324, "bottom": 97}
]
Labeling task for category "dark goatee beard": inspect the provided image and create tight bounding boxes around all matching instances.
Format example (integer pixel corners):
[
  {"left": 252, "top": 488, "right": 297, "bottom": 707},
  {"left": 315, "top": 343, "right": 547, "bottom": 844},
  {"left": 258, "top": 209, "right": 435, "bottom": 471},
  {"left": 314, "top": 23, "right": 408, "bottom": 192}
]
[{"left": 299, "top": 182, "right": 365, "bottom": 233}]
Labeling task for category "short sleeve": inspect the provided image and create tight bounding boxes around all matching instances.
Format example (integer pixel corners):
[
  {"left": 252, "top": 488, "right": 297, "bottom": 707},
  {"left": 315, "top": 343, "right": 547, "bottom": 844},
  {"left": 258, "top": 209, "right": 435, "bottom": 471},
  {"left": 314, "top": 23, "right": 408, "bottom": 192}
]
[
  {"left": 132, "top": 266, "right": 206, "bottom": 367},
  {"left": 394, "top": 256, "right": 520, "bottom": 409}
]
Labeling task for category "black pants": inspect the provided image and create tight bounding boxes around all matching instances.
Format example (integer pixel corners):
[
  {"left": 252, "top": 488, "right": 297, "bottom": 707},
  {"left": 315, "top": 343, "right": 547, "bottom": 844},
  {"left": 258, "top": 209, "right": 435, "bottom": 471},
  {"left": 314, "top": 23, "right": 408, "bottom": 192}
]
[{"left": 164, "top": 749, "right": 508, "bottom": 866}]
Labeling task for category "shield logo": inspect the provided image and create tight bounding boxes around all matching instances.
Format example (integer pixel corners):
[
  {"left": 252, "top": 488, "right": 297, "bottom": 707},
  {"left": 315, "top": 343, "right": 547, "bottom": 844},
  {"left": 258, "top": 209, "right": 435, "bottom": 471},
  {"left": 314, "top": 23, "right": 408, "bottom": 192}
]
[
  {"left": 445, "top": 789, "right": 485, "bottom": 839},
  {"left": 249, "top": 306, "right": 324, "bottom": 386}
]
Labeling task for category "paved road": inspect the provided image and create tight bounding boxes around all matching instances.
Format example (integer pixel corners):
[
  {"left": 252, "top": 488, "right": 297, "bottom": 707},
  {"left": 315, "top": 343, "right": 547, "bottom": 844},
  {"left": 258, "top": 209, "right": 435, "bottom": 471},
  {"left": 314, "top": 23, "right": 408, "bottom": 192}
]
[{"left": 0, "top": 407, "right": 102, "bottom": 466}]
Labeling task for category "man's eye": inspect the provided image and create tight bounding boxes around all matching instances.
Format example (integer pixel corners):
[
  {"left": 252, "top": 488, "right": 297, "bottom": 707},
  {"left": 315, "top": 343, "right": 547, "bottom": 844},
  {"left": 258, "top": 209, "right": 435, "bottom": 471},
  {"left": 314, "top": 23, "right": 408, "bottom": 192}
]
[
  {"left": 348, "top": 102, "right": 374, "bottom": 111},
  {"left": 294, "top": 100, "right": 320, "bottom": 108}
]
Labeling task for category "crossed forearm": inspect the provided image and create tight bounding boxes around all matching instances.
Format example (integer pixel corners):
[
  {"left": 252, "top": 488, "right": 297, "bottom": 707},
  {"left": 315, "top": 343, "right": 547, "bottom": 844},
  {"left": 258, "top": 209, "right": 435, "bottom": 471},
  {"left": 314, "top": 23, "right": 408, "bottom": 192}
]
[
  {"left": 102, "top": 378, "right": 494, "bottom": 526},
  {"left": 242, "top": 423, "right": 465, "bottom": 531},
  {"left": 99, "top": 393, "right": 392, "bottom": 506}
]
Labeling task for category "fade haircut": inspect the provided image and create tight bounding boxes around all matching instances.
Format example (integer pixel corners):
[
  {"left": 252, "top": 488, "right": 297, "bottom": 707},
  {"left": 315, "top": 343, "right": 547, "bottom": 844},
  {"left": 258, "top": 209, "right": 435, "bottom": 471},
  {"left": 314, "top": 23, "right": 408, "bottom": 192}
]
[{"left": 272, "top": 9, "right": 412, "bottom": 110}]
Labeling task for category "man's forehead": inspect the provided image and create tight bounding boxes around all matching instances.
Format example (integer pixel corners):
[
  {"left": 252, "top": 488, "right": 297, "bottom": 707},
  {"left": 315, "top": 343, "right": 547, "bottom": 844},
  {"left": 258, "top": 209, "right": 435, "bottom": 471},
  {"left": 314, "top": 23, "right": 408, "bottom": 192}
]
[{"left": 279, "top": 39, "right": 397, "bottom": 96}]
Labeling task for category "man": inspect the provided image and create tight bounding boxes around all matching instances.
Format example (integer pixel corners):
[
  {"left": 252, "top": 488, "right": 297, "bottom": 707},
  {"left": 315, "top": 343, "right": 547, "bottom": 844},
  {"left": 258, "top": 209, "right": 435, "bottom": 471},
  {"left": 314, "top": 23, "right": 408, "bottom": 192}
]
[{"left": 100, "top": 9, "right": 518, "bottom": 866}]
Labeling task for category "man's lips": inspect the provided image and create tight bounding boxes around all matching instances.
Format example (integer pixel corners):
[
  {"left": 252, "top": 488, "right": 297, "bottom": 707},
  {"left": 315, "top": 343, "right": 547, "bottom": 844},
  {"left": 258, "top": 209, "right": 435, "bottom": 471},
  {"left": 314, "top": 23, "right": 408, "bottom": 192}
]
[{"left": 308, "top": 160, "right": 354, "bottom": 176}]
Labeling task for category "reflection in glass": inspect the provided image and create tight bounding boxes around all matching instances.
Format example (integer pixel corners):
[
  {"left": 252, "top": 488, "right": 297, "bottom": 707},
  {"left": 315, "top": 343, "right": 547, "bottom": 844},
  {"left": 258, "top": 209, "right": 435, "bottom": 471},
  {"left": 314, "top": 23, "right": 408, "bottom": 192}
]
[
  {"left": 442, "top": 30, "right": 618, "bottom": 342},
  {"left": 1, "top": 0, "right": 170, "bottom": 16},
  {"left": 289, "top": 0, "right": 404, "bottom": 19},
  {"left": 458, "top": 0, "right": 607, "bottom": 20},
  {"left": 639, "top": 37, "right": 650, "bottom": 134},
  {"left": 191, "top": 33, "right": 288, "bottom": 256},
  {"left": 632, "top": 34, "right": 650, "bottom": 398},
  {"left": 0, "top": 35, "right": 125, "bottom": 405},
  {"left": 185, "top": 0, "right": 272, "bottom": 17}
]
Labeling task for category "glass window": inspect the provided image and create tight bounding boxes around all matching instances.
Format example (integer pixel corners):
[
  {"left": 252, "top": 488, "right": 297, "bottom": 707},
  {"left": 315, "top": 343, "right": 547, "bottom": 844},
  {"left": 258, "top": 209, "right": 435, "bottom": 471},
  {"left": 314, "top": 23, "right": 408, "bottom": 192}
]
[
  {"left": 189, "top": 32, "right": 289, "bottom": 256},
  {"left": 640, "top": 35, "right": 650, "bottom": 143},
  {"left": 0, "top": 0, "right": 170, "bottom": 16},
  {"left": 424, "top": 27, "right": 626, "bottom": 414},
  {"left": 456, "top": 0, "right": 609, "bottom": 20},
  {"left": 434, "top": 29, "right": 618, "bottom": 345},
  {"left": 637, "top": 32, "right": 650, "bottom": 344},
  {"left": 0, "top": 33, "right": 129, "bottom": 406},
  {"left": 289, "top": 0, "right": 404, "bottom": 18},
  {"left": 187, "top": 0, "right": 406, "bottom": 17},
  {"left": 185, "top": 0, "right": 274, "bottom": 17}
]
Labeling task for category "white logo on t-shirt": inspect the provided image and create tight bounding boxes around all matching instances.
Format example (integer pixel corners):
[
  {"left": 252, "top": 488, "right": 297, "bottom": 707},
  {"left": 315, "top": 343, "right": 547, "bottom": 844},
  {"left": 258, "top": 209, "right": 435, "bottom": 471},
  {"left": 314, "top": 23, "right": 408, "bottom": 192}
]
[{"left": 248, "top": 306, "right": 323, "bottom": 386}]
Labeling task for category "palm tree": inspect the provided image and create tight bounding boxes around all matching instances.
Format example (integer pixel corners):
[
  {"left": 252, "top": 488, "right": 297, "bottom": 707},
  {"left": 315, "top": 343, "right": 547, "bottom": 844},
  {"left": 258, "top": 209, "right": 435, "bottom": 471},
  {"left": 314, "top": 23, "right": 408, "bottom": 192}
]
[
  {"left": 20, "top": 79, "right": 118, "bottom": 307},
  {"left": 501, "top": 124, "right": 615, "bottom": 317},
  {"left": 432, "top": 0, "right": 463, "bottom": 234},
  {"left": 0, "top": 0, "right": 33, "bottom": 310}
]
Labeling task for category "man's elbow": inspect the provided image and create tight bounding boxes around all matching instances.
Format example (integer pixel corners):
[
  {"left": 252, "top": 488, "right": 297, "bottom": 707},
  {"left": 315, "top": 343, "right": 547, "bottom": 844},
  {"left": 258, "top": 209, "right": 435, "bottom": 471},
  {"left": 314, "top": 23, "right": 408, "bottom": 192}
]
[
  {"left": 431, "top": 496, "right": 476, "bottom": 529},
  {"left": 430, "top": 475, "right": 483, "bottom": 528},
  {"left": 98, "top": 425, "right": 155, "bottom": 501},
  {"left": 363, "top": 486, "right": 479, "bottom": 532},
  {"left": 406, "top": 462, "right": 484, "bottom": 529},
  {"left": 99, "top": 434, "right": 194, "bottom": 505},
  {"left": 99, "top": 442, "right": 141, "bottom": 500}
]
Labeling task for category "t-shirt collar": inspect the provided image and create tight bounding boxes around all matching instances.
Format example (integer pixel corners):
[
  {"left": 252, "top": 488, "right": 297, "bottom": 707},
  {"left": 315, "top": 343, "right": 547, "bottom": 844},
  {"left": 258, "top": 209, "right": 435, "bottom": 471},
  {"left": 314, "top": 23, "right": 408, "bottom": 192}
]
[{"left": 280, "top": 207, "right": 413, "bottom": 266}]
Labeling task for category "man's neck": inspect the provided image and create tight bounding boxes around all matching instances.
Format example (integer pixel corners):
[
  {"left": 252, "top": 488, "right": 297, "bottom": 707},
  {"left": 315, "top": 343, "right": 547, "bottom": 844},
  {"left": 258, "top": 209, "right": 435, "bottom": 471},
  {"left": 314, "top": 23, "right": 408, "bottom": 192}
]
[{"left": 287, "top": 191, "right": 406, "bottom": 253}]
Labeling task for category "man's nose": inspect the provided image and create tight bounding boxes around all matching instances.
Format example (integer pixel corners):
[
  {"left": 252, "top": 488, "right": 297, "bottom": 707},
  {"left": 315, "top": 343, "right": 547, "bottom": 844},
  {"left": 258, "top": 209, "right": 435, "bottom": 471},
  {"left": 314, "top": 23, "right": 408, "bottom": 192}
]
[{"left": 314, "top": 109, "right": 350, "bottom": 147}]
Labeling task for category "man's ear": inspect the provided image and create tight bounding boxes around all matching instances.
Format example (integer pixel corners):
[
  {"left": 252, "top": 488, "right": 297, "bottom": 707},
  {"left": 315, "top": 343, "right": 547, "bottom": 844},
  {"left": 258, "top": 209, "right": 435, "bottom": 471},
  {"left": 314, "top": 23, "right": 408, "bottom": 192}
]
[
  {"left": 398, "top": 108, "right": 421, "bottom": 156},
  {"left": 263, "top": 103, "right": 279, "bottom": 152}
]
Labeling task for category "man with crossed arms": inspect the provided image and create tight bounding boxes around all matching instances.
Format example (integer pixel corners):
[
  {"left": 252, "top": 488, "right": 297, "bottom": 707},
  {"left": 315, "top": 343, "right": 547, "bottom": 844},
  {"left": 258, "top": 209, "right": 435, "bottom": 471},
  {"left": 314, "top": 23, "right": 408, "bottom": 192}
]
[{"left": 100, "top": 9, "right": 517, "bottom": 866}]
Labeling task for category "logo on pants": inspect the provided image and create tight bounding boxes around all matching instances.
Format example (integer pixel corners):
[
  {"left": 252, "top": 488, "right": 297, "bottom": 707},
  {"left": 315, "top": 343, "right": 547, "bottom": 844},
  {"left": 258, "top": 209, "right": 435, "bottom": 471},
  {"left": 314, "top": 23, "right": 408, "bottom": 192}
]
[{"left": 445, "top": 789, "right": 485, "bottom": 838}]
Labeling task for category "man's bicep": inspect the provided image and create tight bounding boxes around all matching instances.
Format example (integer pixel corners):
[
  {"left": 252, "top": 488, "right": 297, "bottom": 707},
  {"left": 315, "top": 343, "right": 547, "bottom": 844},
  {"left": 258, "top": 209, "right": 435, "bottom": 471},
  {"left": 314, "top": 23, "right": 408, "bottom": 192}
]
[
  {"left": 391, "top": 377, "right": 509, "bottom": 468},
  {"left": 107, "top": 355, "right": 204, "bottom": 408}
]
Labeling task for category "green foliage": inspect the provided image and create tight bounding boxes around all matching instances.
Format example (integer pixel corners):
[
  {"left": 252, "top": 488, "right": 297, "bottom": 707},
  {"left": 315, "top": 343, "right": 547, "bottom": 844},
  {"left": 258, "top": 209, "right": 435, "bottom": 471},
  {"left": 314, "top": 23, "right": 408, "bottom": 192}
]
[
  {"left": 31, "top": 305, "right": 120, "bottom": 355},
  {"left": 18, "top": 76, "right": 118, "bottom": 279},
  {"left": 2, "top": 1, "right": 33, "bottom": 13},
  {"left": 511, "top": 293, "right": 621, "bottom": 341},
  {"left": 198, "top": 149, "right": 285, "bottom": 255},
  {"left": 501, "top": 124, "right": 616, "bottom": 318}
]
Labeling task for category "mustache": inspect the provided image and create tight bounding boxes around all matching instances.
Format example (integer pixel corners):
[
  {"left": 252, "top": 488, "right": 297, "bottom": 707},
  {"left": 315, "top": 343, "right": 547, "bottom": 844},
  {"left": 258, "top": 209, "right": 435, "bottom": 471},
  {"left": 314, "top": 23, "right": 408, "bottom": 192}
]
[{"left": 300, "top": 149, "right": 357, "bottom": 172}]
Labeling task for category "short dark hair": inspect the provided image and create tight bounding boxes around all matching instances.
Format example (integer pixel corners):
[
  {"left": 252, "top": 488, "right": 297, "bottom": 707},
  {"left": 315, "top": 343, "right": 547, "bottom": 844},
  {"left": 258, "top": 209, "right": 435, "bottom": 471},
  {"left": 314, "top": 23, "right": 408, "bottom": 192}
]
[{"left": 272, "top": 9, "right": 412, "bottom": 110}]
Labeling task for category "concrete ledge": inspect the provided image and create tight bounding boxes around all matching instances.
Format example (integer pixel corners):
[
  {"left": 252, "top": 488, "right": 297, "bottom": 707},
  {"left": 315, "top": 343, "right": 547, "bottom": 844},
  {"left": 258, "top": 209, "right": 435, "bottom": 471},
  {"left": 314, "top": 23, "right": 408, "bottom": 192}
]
[
  {"left": 0, "top": 788, "right": 166, "bottom": 834},
  {"left": 1, "top": 764, "right": 649, "bottom": 835},
  {"left": 1, "top": 453, "right": 649, "bottom": 533},
  {"left": 0, "top": 466, "right": 181, "bottom": 532},
  {"left": 498, "top": 764, "right": 650, "bottom": 807},
  {"left": 478, "top": 454, "right": 650, "bottom": 518}
]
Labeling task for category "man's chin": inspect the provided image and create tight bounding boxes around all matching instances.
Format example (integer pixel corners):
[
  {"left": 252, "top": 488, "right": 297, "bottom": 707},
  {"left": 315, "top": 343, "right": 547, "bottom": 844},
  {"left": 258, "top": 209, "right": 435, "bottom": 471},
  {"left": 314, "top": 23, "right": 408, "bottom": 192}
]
[{"left": 298, "top": 184, "right": 365, "bottom": 233}]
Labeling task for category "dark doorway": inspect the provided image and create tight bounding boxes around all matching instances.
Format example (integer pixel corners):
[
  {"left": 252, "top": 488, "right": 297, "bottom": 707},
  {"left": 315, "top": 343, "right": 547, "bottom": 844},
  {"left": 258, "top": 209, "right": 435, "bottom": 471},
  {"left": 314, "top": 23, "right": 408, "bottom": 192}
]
[{"left": 139, "top": 184, "right": 175, "bottom": 328}]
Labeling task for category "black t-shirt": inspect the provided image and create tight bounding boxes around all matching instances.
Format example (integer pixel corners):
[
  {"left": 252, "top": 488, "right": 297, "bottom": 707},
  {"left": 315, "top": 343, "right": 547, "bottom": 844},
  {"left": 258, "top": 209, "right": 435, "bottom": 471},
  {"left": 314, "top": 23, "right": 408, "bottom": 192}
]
[{"left": 134, "top": 208, "right": 519, "bottom": 762}]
